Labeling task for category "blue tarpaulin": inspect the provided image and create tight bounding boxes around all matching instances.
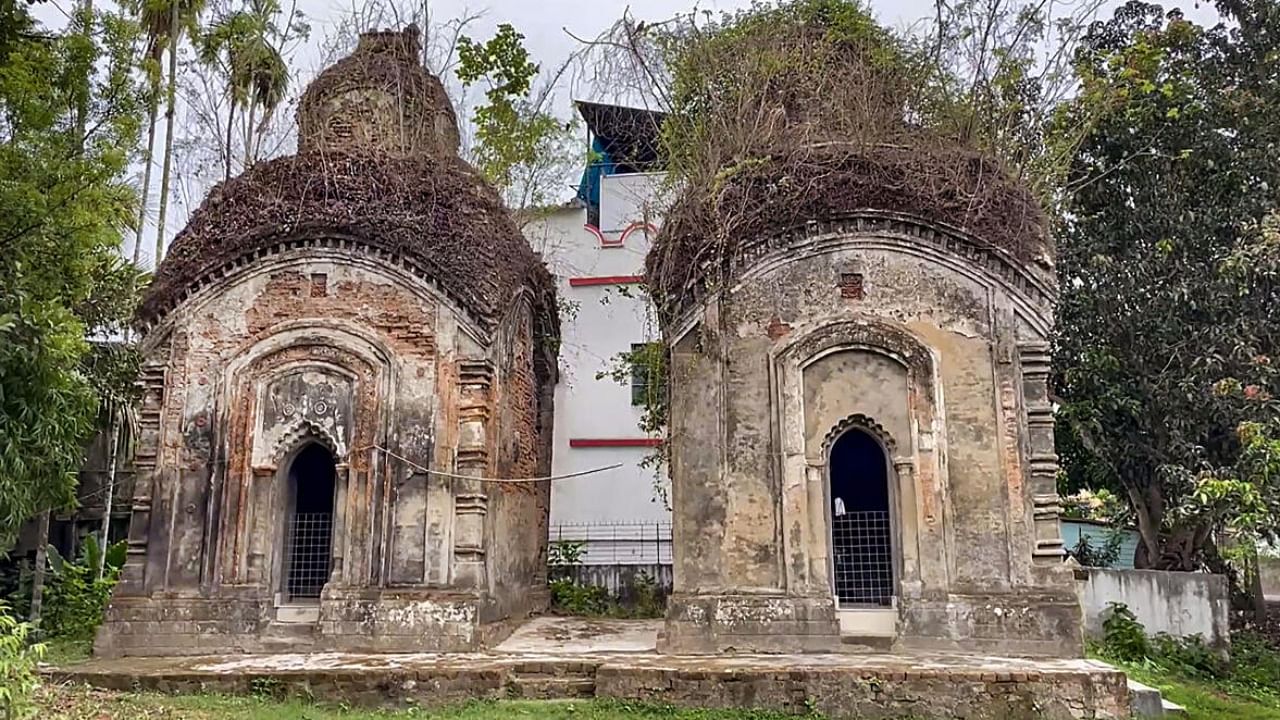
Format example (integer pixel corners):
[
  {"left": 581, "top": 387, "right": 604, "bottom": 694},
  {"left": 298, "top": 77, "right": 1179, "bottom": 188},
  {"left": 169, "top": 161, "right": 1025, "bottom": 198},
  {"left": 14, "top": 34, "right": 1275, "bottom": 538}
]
[{"left": 576, "top": 136, "right": 617, "bottom": 219}]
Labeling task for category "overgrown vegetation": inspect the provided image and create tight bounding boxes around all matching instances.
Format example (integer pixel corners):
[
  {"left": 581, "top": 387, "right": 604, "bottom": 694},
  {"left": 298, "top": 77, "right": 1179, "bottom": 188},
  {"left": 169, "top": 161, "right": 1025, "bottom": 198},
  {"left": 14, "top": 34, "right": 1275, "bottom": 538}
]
[
  {"left": 639, "top": 0, "right": 1054, "bottom": 319},
  {"left": 547, "top": 541, "right": 664, "bottom": 619},
  {"left": 0, "top": 605, "right": 43, "bottom": 719},
  {"left": 38, "top": 689, "right": 821, "bottom": 719},
  {"left": 1095, "top": 602, "right": 1280, "bottom": 715},
  {"left": 39, "top": 537, "right": 126, "bottom": 643}
]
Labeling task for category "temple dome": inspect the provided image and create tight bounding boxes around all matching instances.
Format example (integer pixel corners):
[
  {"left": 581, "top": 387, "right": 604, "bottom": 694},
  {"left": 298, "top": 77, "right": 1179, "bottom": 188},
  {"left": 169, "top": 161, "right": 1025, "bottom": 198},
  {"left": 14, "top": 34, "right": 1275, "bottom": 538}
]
[
  {"left": 646, "top": 141, "right": 1054, "bottom": 322},
  {"left": 139, "top": 28, "right": 553, "bottom": 334}
]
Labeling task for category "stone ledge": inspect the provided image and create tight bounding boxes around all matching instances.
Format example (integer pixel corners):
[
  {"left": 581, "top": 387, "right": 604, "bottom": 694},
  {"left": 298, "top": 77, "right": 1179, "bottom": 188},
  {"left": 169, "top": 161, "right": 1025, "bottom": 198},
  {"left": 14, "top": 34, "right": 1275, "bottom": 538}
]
[{"left": 48, "top": 652, "right": 1132, "bottom": 720}]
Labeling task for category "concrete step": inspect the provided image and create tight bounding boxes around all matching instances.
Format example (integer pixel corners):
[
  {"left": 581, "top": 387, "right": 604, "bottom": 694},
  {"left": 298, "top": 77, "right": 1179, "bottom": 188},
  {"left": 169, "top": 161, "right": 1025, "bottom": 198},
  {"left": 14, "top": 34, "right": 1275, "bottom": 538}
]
[
  {"left": 507, "top": 675, "right": 597, "bottom": 699},
  {"left": 259, "top": 621, "right": 318, "bottom": 651},
  {"left": 1128, "top": 679, "right": 1186, "bottom": 717},
  {"left": 839, "top": 634, "right": 895, "bottom": 652}
]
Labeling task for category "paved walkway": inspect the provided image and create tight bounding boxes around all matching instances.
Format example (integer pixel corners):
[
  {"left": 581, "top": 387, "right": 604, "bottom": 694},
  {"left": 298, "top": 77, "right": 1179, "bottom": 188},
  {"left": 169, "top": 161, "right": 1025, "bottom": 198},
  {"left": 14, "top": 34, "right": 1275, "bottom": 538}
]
[
  {"left": 49, "top": 618, "right": 1136, "bottom": 718},
  {"left": 57, "top": 616, "right": 1114, "bottom": 676}
]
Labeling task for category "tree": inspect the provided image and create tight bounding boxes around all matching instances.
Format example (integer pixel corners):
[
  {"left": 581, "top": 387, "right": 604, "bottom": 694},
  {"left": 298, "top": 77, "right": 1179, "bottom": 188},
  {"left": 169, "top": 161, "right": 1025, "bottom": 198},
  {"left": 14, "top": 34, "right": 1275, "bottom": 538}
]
[
  {"left": 0, "top": 3, "right": 146, "bottom": 548},
  {"left": 1054, "top": 1, "right": 1280, "bottom": 571},
  {"left": 456, "top": 23, "right": 576, "bottom": 212},
  {"left": 146, "top": 0, "right": 205, "bottom": 264},
  {"left": 199, "top": 0, "right": 295, "bottom": 180}
]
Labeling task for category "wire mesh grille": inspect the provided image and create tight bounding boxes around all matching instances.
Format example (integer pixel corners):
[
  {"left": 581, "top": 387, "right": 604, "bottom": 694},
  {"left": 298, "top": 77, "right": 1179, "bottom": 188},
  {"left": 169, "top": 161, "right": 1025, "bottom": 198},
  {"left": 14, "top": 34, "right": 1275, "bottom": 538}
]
[
  {"left": 831, "top": 510, "right": 893, "bottom": 607},
  {"left": 286, "top": 512, "right": 332, "bottom": 600}
]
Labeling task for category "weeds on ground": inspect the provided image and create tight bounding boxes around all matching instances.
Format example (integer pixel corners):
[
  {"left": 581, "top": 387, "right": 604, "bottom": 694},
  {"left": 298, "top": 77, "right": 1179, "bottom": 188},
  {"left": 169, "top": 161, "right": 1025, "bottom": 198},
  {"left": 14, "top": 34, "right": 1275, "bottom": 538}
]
[{"left": 38, "top": 686, "right": 824, "bottom": 719}]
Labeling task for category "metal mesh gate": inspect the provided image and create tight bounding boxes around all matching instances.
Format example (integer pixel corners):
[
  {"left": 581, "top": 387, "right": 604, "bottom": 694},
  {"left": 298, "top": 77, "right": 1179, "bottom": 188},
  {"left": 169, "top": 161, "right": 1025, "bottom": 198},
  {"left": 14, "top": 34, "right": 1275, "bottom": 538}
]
[
  {"left": 831, "top": 510, "right": 893, "bottom": 606},
  {"left": 285, "top": 512, "right": 332, "bottom": 599}
]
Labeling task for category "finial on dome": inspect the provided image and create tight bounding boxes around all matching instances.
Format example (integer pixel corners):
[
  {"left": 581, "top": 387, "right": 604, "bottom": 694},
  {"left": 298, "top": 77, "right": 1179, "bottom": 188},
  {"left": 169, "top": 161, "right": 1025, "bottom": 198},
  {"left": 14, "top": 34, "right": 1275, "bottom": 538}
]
[{"left": 296, "top": 24, "right": 460, "bottom": 157}]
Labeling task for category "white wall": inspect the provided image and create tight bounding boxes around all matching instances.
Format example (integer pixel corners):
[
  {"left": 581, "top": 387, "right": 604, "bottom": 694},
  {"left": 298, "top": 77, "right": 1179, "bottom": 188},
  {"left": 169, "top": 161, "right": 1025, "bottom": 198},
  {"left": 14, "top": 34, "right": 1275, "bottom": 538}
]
[
  {"left": 1077, "top": 569, "right": 1230, "bottom": 649},
  {"left": 525, "top": 172, "right": 671, "bottom": 564}
]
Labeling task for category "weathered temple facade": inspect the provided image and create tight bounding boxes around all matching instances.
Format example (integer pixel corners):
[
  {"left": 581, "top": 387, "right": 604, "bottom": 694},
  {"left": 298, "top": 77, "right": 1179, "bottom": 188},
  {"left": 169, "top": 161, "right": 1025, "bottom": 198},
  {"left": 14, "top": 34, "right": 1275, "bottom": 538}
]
[
  {"left": 95, "top": 27, "right": 559, "bottom": 656},
  {"left": 651, "top": 158, "right": 1081, "bottom": 656}
]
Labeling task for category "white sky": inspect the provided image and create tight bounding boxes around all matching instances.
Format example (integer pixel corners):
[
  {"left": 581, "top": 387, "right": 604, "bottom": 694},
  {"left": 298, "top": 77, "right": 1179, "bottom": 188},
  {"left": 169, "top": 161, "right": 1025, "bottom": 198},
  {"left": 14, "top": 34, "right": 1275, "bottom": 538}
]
[{"left": 29, "top": 0, "right": 1223, "bottom": 265}]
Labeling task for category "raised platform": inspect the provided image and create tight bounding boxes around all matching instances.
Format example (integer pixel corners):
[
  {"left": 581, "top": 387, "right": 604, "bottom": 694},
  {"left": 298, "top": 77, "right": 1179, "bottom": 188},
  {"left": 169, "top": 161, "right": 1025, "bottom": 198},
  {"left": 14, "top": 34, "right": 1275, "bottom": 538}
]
[{"left": 53, "top": 618, "right": 1134, "bottom": 719}]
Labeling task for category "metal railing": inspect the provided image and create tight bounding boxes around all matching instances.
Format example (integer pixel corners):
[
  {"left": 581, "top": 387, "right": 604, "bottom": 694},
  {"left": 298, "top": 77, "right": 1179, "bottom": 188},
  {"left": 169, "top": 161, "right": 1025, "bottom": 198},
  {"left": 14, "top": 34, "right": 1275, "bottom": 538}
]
[{"left": 550, "top": 521, "right": 672, "bottom": 565}]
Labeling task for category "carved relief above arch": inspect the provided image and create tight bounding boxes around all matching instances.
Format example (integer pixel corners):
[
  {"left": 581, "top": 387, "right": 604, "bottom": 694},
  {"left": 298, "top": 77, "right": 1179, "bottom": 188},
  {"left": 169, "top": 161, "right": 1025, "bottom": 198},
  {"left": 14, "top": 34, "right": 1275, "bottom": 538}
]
[
  {"left": 270, "top": 418, "right": 343, "bottom": 464},
  {"left": 822, "top": 413, "right": 897, "bottom": 456}
]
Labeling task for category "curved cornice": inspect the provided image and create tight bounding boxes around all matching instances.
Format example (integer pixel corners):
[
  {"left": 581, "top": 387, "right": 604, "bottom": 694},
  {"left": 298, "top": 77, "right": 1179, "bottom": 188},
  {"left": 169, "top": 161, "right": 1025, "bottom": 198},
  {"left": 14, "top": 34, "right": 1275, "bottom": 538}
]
[
  {"left": 661, "top": 210, "right": 1057, "bottom": 338},
  {"left": 139, "top": 233, "right": 495, "bottom": 340},
  {"left": 140, "top": 239, "right": 490, "bottom": 349}
]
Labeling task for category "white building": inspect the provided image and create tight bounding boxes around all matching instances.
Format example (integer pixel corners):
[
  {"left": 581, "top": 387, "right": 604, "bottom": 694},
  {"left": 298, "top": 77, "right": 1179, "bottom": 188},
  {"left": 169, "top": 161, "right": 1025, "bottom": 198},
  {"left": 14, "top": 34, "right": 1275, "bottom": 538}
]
[{"left": 524, "top": 102, "right": 671, "bottom": 569}]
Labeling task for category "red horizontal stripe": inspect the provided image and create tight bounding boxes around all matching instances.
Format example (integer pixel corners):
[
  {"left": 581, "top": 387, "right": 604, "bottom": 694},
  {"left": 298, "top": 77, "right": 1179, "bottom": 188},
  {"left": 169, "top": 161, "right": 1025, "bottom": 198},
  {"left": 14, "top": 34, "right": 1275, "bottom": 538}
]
[
  {"left": 568, "top": 275, "right": 645, "bottom": 287},
  {"left": 569, "top": 438, "right": 663, "bottom": 448}
]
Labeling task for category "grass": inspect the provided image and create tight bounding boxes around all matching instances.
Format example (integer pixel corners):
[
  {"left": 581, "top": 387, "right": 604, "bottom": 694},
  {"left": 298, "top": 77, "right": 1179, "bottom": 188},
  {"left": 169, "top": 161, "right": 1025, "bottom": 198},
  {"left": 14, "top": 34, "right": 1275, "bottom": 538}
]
[
  {"left": 1113, "top": 660, "right": 1280, "bottom": 720},
  {"left": 1088, "top": 627, "right": 1280, "bottom": 720},
  {"left": 39, "top": 637, "right": 93, "bottom": 666},
  {"left": 37, "top": 684, "right": 813, "bottom": 720}
]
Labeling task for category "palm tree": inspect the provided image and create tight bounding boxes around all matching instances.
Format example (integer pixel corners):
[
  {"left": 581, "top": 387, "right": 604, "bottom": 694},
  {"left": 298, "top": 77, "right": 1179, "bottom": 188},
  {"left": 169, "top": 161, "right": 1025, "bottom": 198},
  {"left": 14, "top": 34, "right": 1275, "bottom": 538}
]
[
  {"left": 131, "top": 0, "right": 168, "bottom": 266},
  {"left": 147, "top": 0, "right": 205, "bottom": 265},
  {"left": 200, "top": 0, "right": 290, "bottom": 180},
  {"left": 243, "top": 36, "right": 288, "bottom": 167}
]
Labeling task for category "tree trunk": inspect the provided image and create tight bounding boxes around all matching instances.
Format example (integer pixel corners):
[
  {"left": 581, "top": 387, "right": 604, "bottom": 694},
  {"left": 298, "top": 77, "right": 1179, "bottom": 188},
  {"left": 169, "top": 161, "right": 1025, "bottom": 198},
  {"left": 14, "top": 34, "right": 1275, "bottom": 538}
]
[
  {"left": 224, "top": 98, "right": 235, "bottom": 182},
  {"left": 154, "top": 0, "right": 181, "bottom": 264},
  {"left": 29, "top": 511, "right": 50, "bottom": 629},
  {"left": 73, "top": 0, "right": 91, "bottom": 154},
  {"left": 98, "top": 415, "right": 121, "bottom": 577},
  {"left": 1127, "top": 485, "right": 1161, "bottom": 569},
  {"left": 134, "top": 93, "right": 160, "bottom": 266},
  {"left": 244, "top": 100, "right": 256, "bottom": 170}
]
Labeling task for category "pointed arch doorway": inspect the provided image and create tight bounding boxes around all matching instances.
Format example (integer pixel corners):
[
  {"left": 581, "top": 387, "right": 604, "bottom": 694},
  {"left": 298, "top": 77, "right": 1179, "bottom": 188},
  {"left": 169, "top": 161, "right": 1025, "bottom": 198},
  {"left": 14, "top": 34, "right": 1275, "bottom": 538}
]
[
  {"left": 827, "top": 423, "right": 898, "bottom": 640},
  {"left": 281, "top": 442, "right": 337, "bottom": 603}
]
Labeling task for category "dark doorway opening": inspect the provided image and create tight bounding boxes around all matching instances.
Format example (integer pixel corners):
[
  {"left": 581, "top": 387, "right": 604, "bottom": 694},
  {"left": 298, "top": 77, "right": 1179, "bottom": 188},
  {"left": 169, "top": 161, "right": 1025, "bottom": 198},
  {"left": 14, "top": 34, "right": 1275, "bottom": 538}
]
[
  {"left": 829, "top": 428, "right": 893, "bottom": 607},
  {"left": 284, "top": 443, "right": 335, "bottom": 601}
]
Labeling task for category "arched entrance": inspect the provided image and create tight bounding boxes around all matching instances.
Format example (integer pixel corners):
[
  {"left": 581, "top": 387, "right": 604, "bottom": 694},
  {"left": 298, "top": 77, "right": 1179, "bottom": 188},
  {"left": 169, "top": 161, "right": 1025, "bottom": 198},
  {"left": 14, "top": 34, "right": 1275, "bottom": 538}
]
[
  {"left": 829, "top": 428, "right": 894, "bottom": 607},
  {"left": 282, "top": 442, "right": 336, "bottom": 601}
]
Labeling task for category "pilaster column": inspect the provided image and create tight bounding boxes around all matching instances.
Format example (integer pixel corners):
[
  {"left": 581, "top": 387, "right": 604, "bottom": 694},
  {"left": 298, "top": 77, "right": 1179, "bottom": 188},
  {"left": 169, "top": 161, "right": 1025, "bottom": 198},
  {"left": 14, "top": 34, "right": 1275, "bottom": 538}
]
[
  {"left": 452, "top": 360, "right": 492, "bottom": 589},
  {"left": 119, "top": 362, "right": 165, "bottom": 594},
  {"left": 1018, "top": 342, "right": 1065, "bottom": 562}
]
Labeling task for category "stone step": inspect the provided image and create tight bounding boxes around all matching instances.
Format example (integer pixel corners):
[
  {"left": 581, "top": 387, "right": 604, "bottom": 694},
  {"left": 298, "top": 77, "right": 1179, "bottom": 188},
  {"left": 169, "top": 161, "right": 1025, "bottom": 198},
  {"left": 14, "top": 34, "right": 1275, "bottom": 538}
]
[
  {"left": 259, "top": 621, "right": 318, "bottom": 651},
  {"left": 1127, "top": 679, "right": 1187, "bottom": 717},
  {"left": 839, "top": 634, "right": 895, "bottom": 652},
  {"left": 507, "top": 675, "right": 597, "bottom": 699}
]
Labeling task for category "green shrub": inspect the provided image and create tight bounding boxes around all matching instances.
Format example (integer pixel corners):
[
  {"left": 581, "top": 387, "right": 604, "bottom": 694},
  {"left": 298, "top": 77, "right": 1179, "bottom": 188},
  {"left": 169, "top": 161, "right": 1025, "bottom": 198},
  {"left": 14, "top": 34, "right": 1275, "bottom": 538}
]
[
  {"left": 41, "top": 536, "right": 124, "bottom": 642},
  {"left": 0, "top": 603, "right": 43, "bottom": 719},
  {"left": 1101, "top": 602, "right": 1150, "bottom": 661},
  {"left": 1150, "top": 632, "right": 1226, "bottom": 678},
  {"left": 549, "top": 578, "right": 612, "bottom": 616}
]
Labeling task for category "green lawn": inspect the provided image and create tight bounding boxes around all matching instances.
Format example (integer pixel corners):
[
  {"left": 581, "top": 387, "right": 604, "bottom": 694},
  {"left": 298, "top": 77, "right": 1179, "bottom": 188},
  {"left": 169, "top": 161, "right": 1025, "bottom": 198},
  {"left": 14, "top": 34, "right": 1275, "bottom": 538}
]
[
  {"left": 1112, "top": 661, "right": 1280, "bottom": 720},
  {"left": 38, "top": 684, "right": 809, "bottom": 720}
]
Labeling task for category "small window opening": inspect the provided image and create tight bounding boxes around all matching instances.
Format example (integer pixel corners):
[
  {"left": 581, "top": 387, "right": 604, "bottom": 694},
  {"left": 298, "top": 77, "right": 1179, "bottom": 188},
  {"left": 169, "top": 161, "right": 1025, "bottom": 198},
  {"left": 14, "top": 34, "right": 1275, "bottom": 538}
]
[
  {"left": 839, "top": 272, "right": 865, "bottom": 299},
  {"left": 628, "top": 342, "right": 665, "bottom": 407}
]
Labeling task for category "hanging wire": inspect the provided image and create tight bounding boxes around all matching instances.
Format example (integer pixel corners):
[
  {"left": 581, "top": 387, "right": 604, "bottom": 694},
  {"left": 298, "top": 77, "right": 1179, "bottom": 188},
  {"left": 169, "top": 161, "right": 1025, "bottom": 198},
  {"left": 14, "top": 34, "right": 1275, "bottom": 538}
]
[{"left": 358, "top": 444, "right": 624, "bottom": 484}]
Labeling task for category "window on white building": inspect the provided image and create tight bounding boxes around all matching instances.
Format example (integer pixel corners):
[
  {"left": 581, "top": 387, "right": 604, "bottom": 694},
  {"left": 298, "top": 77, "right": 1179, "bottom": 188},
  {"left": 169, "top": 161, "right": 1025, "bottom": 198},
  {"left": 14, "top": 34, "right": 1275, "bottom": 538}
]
[{"left": 629, "top": 342, "right": 665, "bottom": 407}]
